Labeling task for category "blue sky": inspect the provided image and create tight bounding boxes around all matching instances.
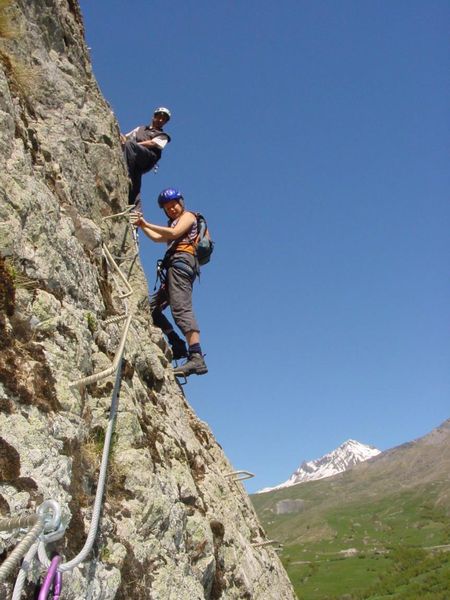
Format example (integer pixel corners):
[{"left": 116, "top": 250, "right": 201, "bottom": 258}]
[{"left": 79, "top": 0, "right": 449, "bottom": 493}]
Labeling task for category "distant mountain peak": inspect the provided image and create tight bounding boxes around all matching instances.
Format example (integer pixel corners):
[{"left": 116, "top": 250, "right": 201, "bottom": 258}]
[{"left": 258, "top": 440, "right": 381, "bottom": 493}]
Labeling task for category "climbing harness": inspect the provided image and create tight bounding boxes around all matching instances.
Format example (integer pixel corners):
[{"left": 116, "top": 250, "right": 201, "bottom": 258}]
[
  {"left": 170, "top": 259, "right": 196, "bottom": 278},
  {"left": 154, "top": 254, "right": 199, "bottom": 295}
]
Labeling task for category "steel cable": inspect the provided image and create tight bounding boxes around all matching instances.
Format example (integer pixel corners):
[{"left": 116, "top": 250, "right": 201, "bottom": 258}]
[{"left": 38, "top": 352, "right": 125, "bottom": 572}]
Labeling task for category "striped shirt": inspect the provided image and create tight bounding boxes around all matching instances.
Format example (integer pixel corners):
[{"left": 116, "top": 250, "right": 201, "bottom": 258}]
[{"left": 168, "top": 213, "right": 197, "bottom": 255}]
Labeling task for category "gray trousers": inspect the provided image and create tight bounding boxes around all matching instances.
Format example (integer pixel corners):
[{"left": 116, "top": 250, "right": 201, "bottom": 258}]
[{"left": 150, "top": 253, "right": 200, "bottom": 336}]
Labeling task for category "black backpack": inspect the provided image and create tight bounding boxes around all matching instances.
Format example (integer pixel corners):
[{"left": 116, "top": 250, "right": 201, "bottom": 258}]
[{"left": 194, "top": 213, "right": 214, "bottom": 265}]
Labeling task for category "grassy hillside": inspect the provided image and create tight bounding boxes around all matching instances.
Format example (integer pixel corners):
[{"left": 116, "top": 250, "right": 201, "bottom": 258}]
[{"left": 251, "top": 420, "right": 450, "bottom": 599}]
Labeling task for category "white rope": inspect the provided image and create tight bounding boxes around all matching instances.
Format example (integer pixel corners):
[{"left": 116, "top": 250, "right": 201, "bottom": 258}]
[
  {"left": 0, "top": 516, "right": 44, "bottom": 582},
  {"left": 11, "top": 541, "right": 39, "bottom": 600}
]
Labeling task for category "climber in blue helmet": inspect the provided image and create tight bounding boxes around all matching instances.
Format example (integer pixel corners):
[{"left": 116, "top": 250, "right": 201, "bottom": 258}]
[
  {"left": 130, "top": 188, "right": 208, "bottom": 378},
  {"left": 121, "top": 107, "right": 172, "bottom": 207}
]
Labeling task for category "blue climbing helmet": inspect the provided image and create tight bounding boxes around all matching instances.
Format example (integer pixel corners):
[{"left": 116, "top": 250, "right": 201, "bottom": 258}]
[{"left": 157, "top": 188, "right": 184, "bottom": 208}]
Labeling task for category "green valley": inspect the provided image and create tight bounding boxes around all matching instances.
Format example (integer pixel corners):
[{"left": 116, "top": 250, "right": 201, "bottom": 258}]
[{"left": 251, "top": 420, "right": 450, "bottom": 599}]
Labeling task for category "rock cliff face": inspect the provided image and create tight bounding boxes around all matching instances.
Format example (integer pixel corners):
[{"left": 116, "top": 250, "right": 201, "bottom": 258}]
[{"left": 0, "top": 1, "right": 296, "bottom": 598}]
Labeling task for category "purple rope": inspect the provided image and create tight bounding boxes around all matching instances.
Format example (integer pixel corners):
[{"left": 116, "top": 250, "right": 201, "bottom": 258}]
[{"left": 38, "top": 555, "right": 61, "bottom": 600}]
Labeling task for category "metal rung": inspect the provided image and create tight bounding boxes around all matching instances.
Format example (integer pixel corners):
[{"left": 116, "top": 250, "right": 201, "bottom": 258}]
[
  {"left": 102, "top": 205, "right": 137, "bottom": 220},
  {"left": 252, "top": 539, "right": 282, "bottom": 549},
  {"left": 224, "top": 470, "right": 255, "bottom": 482},
  {"left": 69, "top": 313, "right": 132, "bottom": 388}
]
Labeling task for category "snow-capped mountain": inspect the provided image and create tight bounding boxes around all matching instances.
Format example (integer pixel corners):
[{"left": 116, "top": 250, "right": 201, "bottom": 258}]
[{"left": 258, "top": 440, "right": 381, "bottom": 493}]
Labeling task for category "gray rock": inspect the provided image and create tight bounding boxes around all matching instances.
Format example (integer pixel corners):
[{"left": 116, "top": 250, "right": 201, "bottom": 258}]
[{"left": 0, "top": 1, "right": 296, "bottom": 599}]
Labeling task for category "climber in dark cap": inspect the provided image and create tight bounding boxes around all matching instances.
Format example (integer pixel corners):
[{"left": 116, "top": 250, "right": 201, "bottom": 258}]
[{"left": 120, "top": 107, "right": 171, "bottom": 207}]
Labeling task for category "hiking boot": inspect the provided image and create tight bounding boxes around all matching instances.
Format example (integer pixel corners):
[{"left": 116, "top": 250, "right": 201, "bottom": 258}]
[
  {"left": 173, "top": 353, "right": 208, "bottom": 377},
  {"left": 171, "top": 338, "right": 188, "bottom": 361}
]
